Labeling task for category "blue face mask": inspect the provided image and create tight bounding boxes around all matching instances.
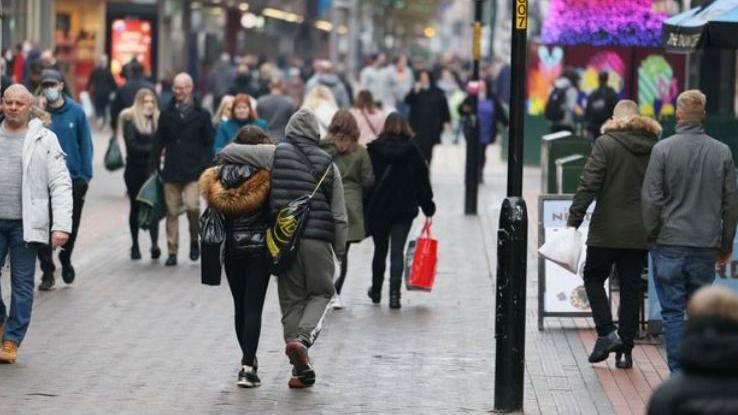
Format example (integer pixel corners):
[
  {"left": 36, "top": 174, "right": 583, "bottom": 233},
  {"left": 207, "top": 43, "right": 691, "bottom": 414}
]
[{"left": 43, "top": 87, "right": 60, "bottom": 103}]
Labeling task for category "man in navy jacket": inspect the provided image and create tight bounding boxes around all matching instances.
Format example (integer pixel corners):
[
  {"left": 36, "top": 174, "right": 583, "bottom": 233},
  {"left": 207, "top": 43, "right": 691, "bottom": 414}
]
[{"left": 37, "top": 69, "right": 93, "bottom": 291}]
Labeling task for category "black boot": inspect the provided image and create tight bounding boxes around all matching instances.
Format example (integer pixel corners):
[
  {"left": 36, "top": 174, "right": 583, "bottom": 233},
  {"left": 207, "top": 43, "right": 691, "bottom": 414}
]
[
  {"left": 38, "top": 273, "right": 55, "bottom": 291},
  {"left": 367, "top": 287, "right": 380, "bottom": 304},
  {"left": 131, "top": 244, "right": 142, "bottom": 260},
  {"left": 165, "top": 254, "right": 177, "bottom": 266},
  {"left": 59, "top": 250, "right": 75, "bottom": 284},
  {"left": 616, "top": 350, "right": 633, "bottom": 369},
  {"left": 588, "top": 331, "right": 623, "bottom": 363},
  {"left": 389, "top": 291, "right": 401, "bottom": 310},
  {"left": 150, "top": 246, "right": 161, "bottom": 260},
  {"left": 190, "top": 241, "right": 200, "bottom": 261}
]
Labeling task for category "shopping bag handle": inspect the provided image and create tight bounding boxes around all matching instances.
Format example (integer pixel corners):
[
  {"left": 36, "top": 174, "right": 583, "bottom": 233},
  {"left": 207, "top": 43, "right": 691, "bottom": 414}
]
[{"left": 421, "top": 217, "right": 433, "bottom": 237}]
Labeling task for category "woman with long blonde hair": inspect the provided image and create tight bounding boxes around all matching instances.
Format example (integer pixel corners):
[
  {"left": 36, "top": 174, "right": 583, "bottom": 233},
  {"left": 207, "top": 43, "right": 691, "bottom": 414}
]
[
  {"left": 212, "top": 95, "right": 235, "bottom": 126},
  {"left": 302, "top": 85, "right": 338, "bottom": 138},
  {"left": 118, "top": 88, "right": 161, "bottom": 260},
  {"left": 319, "top": 110, "right": 375, "bottom": 309}
]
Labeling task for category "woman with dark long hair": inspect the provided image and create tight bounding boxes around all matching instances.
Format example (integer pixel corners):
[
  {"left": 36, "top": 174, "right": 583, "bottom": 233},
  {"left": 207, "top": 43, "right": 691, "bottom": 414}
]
[
  {"left": 320, "top": 110, "right": 375, "bottom": 309},
  {"left": 350, "top": 89, "right": 386, "bottom": 147},
  {"left": 200, "top": 125, "right": 273, "bottom": 387},
  {"left": 117, "top": 88, "right": 161, "bottom": 260},
  {"left": 366, "top": 113, "right": 435, "bottom": 309}
]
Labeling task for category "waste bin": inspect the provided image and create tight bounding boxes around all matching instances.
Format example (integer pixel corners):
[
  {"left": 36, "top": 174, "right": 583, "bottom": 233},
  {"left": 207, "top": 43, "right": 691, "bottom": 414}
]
[
  {"left": 555, "top": 154, "right": 587, "bottom": 194},
  {"left": 540, "top": 131, "right": 591, "bottom": 193}
]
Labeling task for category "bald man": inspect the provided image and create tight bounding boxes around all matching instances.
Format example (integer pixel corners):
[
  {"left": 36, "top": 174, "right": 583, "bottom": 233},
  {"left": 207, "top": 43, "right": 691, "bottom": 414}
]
[
  {"left": 153, "top": 72, "right": 214, "bottom": 266},
  {"left": 0, "top": 84, "right": 72, "bottom": 363},
  {"left": 568, "top": 99, "right": 662, "bottom": 368}
]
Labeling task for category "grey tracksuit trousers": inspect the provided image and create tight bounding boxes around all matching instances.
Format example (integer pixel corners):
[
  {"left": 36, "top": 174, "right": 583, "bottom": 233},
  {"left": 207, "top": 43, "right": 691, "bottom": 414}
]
[{"left": 278, "top": 238, "right": 335, "bottom": 347}]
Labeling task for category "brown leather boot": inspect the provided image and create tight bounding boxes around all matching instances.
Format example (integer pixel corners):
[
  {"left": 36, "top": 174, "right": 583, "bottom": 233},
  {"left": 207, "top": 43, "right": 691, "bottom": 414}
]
[{"left": 0, "top": 340, "right": 18, "bottom": 363}]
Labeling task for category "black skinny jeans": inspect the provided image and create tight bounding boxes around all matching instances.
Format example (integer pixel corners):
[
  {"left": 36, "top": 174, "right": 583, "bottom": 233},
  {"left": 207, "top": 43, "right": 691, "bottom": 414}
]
[
  {"left": 583, "top": 247, "right": 646, "bottom": 350},
  {"left": 334, "top": 242, "right": 352, "bottom": 295},
  {"left": 224, "top": 250, "right": 271, "bottom": 366},
  {"left": 38, "top": 179, "right": 88, "bottom": 275},
  {"left": 371, "top": 219, "right": 413, "bottom": 296},
  {"left": 124, "top": 165, "right": 159, "bottom": 249}
]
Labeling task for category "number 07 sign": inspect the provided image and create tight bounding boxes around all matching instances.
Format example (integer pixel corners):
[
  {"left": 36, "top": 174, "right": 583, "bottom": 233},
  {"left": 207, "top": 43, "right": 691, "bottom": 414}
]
[{"left": 515, "top": 0, "right": 528, "bottom": 30}]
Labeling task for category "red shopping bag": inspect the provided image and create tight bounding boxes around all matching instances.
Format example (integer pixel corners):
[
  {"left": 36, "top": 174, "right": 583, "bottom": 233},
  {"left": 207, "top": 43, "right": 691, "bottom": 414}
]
[{"left": 407, "top": 219, "right": 438, "bottom": 291}]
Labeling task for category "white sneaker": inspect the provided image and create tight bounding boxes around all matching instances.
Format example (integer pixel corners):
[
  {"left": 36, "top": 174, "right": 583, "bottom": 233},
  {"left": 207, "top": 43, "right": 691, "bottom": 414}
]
[{"left": 330, "top": 295, "right": 345, "bottom": 310}]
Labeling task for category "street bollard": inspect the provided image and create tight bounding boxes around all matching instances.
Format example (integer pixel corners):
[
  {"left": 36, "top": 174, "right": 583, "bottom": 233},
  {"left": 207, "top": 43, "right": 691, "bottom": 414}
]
[{"left": 494, "top": 196, "right": 528, "bottom": 413}]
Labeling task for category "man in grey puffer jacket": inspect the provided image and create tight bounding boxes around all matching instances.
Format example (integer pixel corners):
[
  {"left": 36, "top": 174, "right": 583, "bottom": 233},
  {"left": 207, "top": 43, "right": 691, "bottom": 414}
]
[
  {"left": 217, "top": 108, "right": 347, "bottom": 388},
  {"left": 642, "top": 89, "right": 738, "bottom": 373}
]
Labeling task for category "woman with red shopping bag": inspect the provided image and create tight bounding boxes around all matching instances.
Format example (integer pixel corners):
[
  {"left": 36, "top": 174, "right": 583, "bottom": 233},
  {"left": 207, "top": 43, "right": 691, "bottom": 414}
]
[{"left": 366, "top": 113, "right": 436, "bottom": 309}]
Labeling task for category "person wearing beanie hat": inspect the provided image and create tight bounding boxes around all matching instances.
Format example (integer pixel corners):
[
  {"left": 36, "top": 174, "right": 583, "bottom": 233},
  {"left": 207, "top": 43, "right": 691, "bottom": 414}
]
[{"left": 642, "top": 89, "right": 738, "bottom": 373}]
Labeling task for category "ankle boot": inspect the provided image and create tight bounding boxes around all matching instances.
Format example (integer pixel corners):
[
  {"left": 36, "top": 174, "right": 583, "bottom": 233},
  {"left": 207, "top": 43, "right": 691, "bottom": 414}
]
[
  {"left": 389, "top": 291, "right": 401, "bottom": 309},
  {"left": 367, "top": 287, "right": 380, "bottom": 304},
  {"left": 588, "top": 331, "right": 623, "bottom": 363},
  {"left": 616, "top": 350, "right": 633, "bottom": 369}
]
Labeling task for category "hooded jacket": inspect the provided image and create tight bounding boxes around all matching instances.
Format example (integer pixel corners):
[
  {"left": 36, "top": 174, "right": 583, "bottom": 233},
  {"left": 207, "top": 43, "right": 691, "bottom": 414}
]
[
  {"left": 366, "top": 133, "right": 435, "bottom": 235},
  {"left": 199, "top": 164, "right": 270, "bottom": 255},
  {"left": 47, "top": 95, "right": 93, "bottom": 182},
  {"left": 647, "top": 316, "right": 738, "bottom": 415},
  {"left": 568, "top": 115, "right": 661, "bottom": 250}
]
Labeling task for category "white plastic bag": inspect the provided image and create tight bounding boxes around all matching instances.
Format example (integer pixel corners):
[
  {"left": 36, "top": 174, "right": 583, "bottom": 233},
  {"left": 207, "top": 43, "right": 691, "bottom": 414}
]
[
  {"left": 538, "top": 227, "right": 584, "bottom": 274},
  {"left": 79, "top": 91, "right": 94, "bottom": 118}
]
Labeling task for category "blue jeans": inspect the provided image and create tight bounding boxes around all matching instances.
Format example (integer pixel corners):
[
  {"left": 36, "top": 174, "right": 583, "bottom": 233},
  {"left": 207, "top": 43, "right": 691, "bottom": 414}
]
[
  {"left": 651, "top": 245, "right": 717, "bottom": 372},
  {"left": 0, "top": 219, "right": 40, "bottom": 345}
]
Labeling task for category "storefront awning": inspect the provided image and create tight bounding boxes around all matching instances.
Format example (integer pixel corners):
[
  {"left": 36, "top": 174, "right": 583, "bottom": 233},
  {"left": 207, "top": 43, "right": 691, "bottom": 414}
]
[{"left": 662, "top": 0, "right": 738, "bottom": 53}]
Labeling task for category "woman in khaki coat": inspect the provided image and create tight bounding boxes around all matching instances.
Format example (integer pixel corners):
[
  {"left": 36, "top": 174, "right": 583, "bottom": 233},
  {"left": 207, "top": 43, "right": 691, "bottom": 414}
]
[{"left": 320, "top": 109, "right": 375, "bottom": 309}]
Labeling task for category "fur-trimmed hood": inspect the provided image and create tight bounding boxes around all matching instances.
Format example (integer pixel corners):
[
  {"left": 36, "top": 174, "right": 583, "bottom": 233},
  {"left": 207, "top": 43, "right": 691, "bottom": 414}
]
[
  {"left": 600, "top": 115, "right": 661, "bottom": 156},
  {"left": 199, "top": 167, "right": 270, "bottom": 217}
]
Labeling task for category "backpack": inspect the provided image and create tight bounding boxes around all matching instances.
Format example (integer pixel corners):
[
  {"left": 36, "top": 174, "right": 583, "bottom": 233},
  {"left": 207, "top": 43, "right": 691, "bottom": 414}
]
[
  {"left": 586, "top": 88, "right": 616, "bottom": 126},
  {"left": 544, "top": 87, "right": 568, "bottom": 122},
  {"left": 266, "top": 148, "right": 332, "bottom": 275}
]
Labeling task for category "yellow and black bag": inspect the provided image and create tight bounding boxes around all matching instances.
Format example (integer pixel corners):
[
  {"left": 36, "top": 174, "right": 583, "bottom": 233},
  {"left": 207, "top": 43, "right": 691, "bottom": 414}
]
[{"left": 266, "top": 165, "right": 331, "bottom": 274}]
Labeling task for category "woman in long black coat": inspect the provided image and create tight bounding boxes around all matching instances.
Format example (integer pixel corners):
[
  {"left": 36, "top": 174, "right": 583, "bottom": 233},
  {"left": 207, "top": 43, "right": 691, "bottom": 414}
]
[
  {"left": 366, "top": 113, "right": 436, "bottom": 309},
  {"left": 404, "top": 69, "right": 451, "bottom": 164}
]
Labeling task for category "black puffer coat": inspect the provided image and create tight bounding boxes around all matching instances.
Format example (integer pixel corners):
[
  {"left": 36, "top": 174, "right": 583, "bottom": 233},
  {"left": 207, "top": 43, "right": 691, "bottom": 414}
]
[
  {"left": 647, "top": 316, "right": 738, "bottom": 415},
  {"left": 199, "top": 164, "right": 270, "bottom": 256},
  {"left": 366, "top": 133, "right": 435, "bottom": 235}
]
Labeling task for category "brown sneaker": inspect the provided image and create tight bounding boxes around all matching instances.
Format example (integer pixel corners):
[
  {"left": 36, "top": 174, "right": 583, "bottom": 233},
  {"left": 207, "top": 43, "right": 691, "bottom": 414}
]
[
  {"left": 0, "top": 340, "right": 18, "bottom": 363},
  {"left": 285, "top": 341, "right": 315, "bottom": 388}
]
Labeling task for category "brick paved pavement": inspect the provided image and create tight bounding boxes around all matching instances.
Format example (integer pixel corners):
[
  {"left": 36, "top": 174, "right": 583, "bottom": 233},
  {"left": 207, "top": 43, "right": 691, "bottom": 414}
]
[{"left": 0, "top": 131, "right": 664, "bottom": 414}]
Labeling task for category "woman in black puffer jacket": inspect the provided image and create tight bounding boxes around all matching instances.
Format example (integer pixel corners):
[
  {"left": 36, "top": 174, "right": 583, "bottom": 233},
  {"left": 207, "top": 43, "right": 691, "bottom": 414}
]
[{"left": 199, "top": 126, "right": 272, "bottom": 388}]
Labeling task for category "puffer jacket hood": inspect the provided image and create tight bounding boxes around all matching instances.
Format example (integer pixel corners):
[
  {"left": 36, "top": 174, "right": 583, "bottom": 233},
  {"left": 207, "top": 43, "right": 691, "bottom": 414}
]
[
  {"left": 199, "top": 166, "right": 270, "bottom": 217},
  {"left": 601, "top": 115, "right": 661, "bottom": 156},
  {"left": 679, "top": 316, "right": 738, "bottom": 375},
  {"left": 367, "top": 134, "right": 418, "bottom": 162},
  {"left": 285, "top": 108, "right": 321, "bottom": 143}
]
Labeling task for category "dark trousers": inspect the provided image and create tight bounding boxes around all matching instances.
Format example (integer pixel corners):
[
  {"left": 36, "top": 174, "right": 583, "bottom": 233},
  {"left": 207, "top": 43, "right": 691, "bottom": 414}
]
[
  {"left": 38, "top": 179, "right": 88, "bottom": 276},
  {"left": 418, "top": 142, "right": 434, "bottom": 165},
  {"left": 371, "top": 219, "right": 413, "bottom": 295},
  {"left": 334, "top": 242, "right": 352, "bottom": 295},
  {"left": 583, "top": 246, "right": 646, "bottom": 349},
  {"left": 224, "top": 250, "right": 271, "bottom": 366},
  {"left": 124, "top": 166, "right": 159, "bottom": 249}
]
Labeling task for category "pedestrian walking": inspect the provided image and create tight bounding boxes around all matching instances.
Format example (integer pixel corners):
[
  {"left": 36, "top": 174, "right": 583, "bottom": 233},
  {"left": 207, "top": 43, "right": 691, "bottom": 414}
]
[
  {"left": 387, "top": 55, "right": 414, "bottom": 116},
  {"left": 213, "top": 94, "right": 267, "bottom": 153},
  {"left": 110, "top": 61, "right": 154, "bottom": 130},
  {"left": 302, "top": 85, "right": 338, "bottom": 139},
  {"left": 305, "top": 60, "right": 350, "bottom": 109},
  {"left": 153, "top": 72, "right": 215, "bottom": 267},
  {"left": 545, "top": 67, "right": 581, "bottom": 133},
  {"left": 0, "top": 84, "right": 72, "bottom": 363},
  {"left": 36, "top": 69, "right": 93, "bottom": 291},
  {"left": 404, "top": 70, "right": 451, "bottom": 164},
  {"left": 256, "top": 77, "right": 296, "bottom": 142},
  {"left": 359, "top": 54, "right": 389, "bottom": 107},
  {"left": 200, "top": 126, "right": 273, "bottom": 388},
  {"left": 207, "top": 53, "right": 235, "bottom": 113},
  {"left": 116, "top": 88, "right": 161, "bottom": 260},
  {"left": 320, "top": 110, "right": 375, "bottom": 309},
  {"left": 584, "top": 72, "right": 618, "bottom": 140},
  {"left": 85, "top": 55, "right": 117, "bottom": 129},
  {"left": 647, "top": 286, "right": 738, "bottom": 413},
  {"left": 642, "top": 89, "right": 738, "bottom": 373},
  {"left": 366, "top": 113, "right": 436, "bottom": 309},
  {"left": 457, "top": 79, "right": 509, "bottom": 181},
  {"left": 567, "top": 100, "right": 661, "bottom": 368},
  {"left": 212, "top": 95, "right": 235, "bottom": 128},
  {"left": 222, "top": 108, "right": 347, "bottom": 388},
  {"left": 350, "top": 90, "right": 387, "bottom": 147}
]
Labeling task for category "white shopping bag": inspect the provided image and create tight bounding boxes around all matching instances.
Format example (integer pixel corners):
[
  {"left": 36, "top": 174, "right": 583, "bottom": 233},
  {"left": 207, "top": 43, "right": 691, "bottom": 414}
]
[
  {"left": 79, "top": 91, "right": 94, "bottom": 118},
  {"left": 538, "top": 227, "right": 584, "bottom": 274}
]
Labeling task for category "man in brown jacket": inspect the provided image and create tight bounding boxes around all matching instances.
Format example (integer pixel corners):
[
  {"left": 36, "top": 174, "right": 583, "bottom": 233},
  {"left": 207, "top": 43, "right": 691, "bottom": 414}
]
[{"left": 567, "top": 100, "right": 661, "bottom": 369}]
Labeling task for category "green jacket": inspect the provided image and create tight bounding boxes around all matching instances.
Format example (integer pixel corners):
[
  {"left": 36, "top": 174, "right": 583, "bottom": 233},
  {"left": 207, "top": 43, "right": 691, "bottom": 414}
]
[
  {"left": 568, "top": 115, "right": 661, "bottom": 250},
  {"left": 320, "top": 139, "right": 375, "bottom": 243}
]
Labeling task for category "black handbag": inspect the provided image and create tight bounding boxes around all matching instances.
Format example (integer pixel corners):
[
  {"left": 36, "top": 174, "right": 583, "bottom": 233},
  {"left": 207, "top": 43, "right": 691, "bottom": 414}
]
[{"left": 199, "top": 206, "right": 226, "bottom": 286}]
